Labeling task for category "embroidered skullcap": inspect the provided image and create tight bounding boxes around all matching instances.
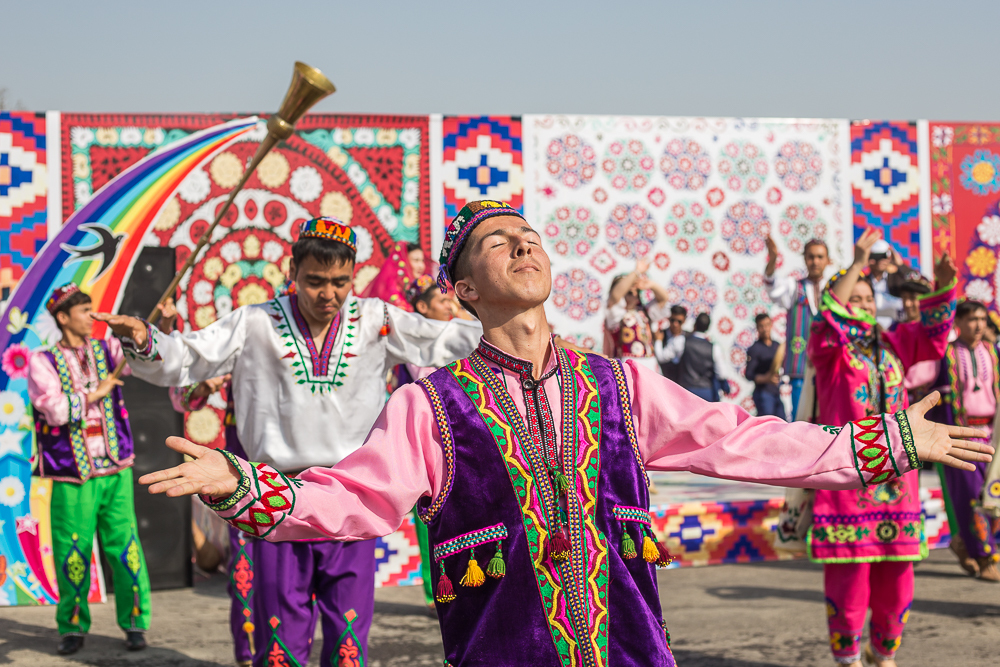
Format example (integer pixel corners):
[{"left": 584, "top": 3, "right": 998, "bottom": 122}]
[
  {"left": 437, "top": 200, "right": 524, "bottom": 291},
  {"left": 406, "top": 275, "right": 436, "bottom": 306},
  {"left": 298, "top": 217, "right": 357, "bottom": 253},
  {"left": 46, "top": 283, "right": 82, "bottom": 315}
]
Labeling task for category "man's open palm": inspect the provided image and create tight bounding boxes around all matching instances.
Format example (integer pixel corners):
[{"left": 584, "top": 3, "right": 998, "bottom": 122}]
[
  {"left": 906, "top": 391, "right": 994, "bottom": 470},
  {"left": 139, "top": 437, "right": 240, "bottom": 498}
]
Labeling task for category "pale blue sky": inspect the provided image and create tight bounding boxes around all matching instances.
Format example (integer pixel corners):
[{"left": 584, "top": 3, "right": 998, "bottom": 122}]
[{"left": 2, "top": 0, "right": 998, "bottom": 119}]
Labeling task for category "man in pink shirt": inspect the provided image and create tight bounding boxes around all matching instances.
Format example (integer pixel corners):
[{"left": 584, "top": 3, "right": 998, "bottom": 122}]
[
  {"left": 137, "top": 201, "right": 989, "bottom": 667},
  {"left": 27, "top": 284, "right": 151, "bottom": 655}
]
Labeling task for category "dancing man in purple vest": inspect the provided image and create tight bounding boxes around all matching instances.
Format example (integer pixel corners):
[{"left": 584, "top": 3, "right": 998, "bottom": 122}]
[
  {"left": 27, "top": 284, "right": 151, "bottom": 655},
  {"left": 136, "top": 201, "right": 990, "bottom": 667},
  {"left": 764, "top": 234, "right": 836, "bottom": 419}
]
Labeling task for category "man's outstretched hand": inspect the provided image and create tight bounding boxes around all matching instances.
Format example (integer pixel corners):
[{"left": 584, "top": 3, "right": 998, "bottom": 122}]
[
  {"left": 905, "top": 391, "right": 995, "bottom": 471},
  {"left": 91, "top": 312, "right": 148, "bottom": 348},
  {"left": 139, "top": 437, "right": 240, "bottom": 498}
]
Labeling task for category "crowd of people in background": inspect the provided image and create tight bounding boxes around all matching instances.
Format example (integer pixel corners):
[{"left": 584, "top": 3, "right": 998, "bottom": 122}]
[{"left": 602, "top": 226, "right": 999, "bottom": 667}]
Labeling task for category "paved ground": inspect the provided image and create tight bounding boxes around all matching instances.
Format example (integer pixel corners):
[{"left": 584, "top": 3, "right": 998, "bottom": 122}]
[{"left": 0, "top": 548, "right": 997, "bottom": 666}]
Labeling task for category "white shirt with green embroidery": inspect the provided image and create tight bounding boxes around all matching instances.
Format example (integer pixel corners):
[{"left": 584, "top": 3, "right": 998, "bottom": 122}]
[{"left": 121, "top": 293, "right": 481, "bottom": 472}]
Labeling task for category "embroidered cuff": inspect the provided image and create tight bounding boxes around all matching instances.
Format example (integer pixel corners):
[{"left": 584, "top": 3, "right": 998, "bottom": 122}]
[
  {"left": 202, "top": 450, "right": 298, "bottom": 539},
  {"left": 201, "top": 450, "right": 252, "bottom": 514},
  {"left": 179, "top": 384, "right": 208, "bottom": 412},
  {"left": 848, "top": 415, "right": 906, "bottom": 487},
  {"left": 68, "top": 393, "right": 84, "bottom": 423},
  {"left": 120, "top": 320, "right": 157, "bottom": 361},
  {"left": 894, "top": 410, "right": 920, "bottom": 472},
  {"left": 919, "top": 280, "right": 957, "bottom": 338}
]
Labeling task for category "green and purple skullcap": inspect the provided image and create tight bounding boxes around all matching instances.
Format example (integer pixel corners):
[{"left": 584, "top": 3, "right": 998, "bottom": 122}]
[{"left": 437, "top": 200, "right": 524, "bottom": 291}]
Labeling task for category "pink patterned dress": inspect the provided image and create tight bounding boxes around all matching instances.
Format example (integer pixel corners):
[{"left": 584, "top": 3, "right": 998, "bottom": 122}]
[{"left": 807, "top": 283, "right": 956, "bottom": 562}]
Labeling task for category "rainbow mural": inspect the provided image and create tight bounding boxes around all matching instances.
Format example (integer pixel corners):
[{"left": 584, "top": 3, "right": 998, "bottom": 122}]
[{"left": 0, "top": 117, "right": 259, "bottom": 605}]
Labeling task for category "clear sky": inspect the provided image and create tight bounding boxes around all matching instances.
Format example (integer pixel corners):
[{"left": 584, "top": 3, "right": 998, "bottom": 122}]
[{"left": 2, "top": 0, "right": 998, "bottom": 120}]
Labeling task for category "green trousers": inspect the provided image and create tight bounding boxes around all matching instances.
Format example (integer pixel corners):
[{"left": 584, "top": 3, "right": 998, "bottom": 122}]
[
  {"left": 412, "top": 508, "right": 433, "bottom": 606},
  {"left": 51, "top": 468, "right": 151, "bottom": 636}
]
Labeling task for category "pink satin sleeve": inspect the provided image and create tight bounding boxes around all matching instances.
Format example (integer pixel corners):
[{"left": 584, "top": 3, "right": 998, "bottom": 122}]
[
  {"left": 217, "top": 383, "right": 444, "bottom": 542},
  {"left": 626, "top": 360, "right": 914, "bottom": 489},
  {"left": 27, "top": 351, "right": 75, "bottom": 426}
]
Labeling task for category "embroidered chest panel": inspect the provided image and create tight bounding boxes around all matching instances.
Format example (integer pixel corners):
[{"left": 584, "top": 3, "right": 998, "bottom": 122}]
[
  {"left": 268, "top": 296, "right": 359, "bottom": 394},
  {"left": 50, "top": 339, "right": 121, "bottom": 478}
]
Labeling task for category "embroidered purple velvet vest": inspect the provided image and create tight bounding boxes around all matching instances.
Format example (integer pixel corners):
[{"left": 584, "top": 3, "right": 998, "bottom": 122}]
[
  {"left": 34, "top": 339, "right": 134, "bottom": 483},
  {"left": 418, "top": 347, "right": 673, "bottom": 667}
]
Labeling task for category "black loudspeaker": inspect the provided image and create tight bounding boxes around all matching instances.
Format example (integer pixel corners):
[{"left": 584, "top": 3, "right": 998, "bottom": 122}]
[{"left": 117, "top": 246, "right": 192, "bottom": 590}]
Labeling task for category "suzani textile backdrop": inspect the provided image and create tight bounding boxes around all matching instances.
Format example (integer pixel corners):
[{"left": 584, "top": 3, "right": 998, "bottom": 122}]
[
  {"left": 850, "top": 121, "right": 921, "bottom": 267},
  {"left": 440, "top": 116, "right": 524, "bottom": 219},
  {"left": 525, "top": 115, "right": 853, "bottom": 411},
  {"left": 924, "top": 122, "right": 1000, "bottom": 316},
  {"left": 61, "top": 113, "right": 431, "bottom": 449},
  {"left": 0, "top": 112, "right": 49, "bottom": 296}
]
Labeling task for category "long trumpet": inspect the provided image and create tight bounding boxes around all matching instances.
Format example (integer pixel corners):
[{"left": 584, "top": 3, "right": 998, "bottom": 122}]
[{"left": 111, "top": 61, "right": 335, "bottom": 378}]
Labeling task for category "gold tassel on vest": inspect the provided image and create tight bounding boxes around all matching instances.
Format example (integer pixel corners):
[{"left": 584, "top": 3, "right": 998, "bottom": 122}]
[{"left": 460, "top": 549, "right": 486, "bottom": 587}]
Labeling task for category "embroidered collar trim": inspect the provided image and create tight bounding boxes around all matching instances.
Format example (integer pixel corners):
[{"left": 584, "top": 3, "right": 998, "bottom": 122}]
[{"left": 476, "top": 337, "right": 559, "bottom": 380}]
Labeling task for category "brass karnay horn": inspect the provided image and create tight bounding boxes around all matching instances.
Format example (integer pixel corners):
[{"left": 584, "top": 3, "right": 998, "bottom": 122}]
[{"left": 110, "top": 62, "right": 335, "bottom": 378}]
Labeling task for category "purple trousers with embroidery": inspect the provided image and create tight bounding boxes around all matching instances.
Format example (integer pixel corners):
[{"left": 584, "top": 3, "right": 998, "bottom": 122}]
[
  {"left": 942, "top": 460, "right": 999, "bottom": 559},
  {"left": 237, "top": 535, "right": 375, "bottom": 667},
  {"left": 228, "top": 527, "right": 254, "bottom": 663}
]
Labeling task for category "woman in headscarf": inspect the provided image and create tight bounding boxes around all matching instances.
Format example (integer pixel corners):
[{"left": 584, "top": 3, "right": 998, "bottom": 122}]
[
  {"left": 807, "top": 228, "right": 957, "bottom": 667},
  {"left": 358, "top": 242, "right": 427, "bottom": 311}
]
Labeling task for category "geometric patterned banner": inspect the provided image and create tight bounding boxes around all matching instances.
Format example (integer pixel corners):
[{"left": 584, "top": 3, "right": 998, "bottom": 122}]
[
  {"left": 0, "top": 112, "right": 48, "bottom": 297},
  {"left": 925, "top": 122, "right": 1000, "bottom": 314},
  {"left": 441, "top": 115, "right": 523, "bottom": 220},
  {"left": 851, "top": 120, "right": 921, "bottom": 268},
  {"left": 526, "top": 115, "right": 853, "bottom": 412}
]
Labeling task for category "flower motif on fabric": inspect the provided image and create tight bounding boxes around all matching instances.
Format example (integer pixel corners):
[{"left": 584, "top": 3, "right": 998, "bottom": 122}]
[
  {"left": 965, "top": 279, "right": 993, "bottom": 304},
  {"left": 545, "top": 134, "right": 596, "bottom": 188},
  {"left": 966, "top": 246, "right": 997, "bottom": 277},
  {"left": 665, "top": 270, "right": 718, "bottom": 316},
  {"left": 551, "top": 268, "right": 603, "bottom": 321},
  {"left": 875, "top": 519, "right": 900, "bottom": 543},
  {"left": 720, "top": 200, "right": 771, "bottom": 255},
  {"left": 606, "top": 203, "right": 657, "bottom": 258},
  {"left": 778, "top": 204, "right": 827, "bottom": 254},
  {"left": 724, "top": 270, "right": 769, "bottom": 320},
  {"left": 960, "top": 150, "right": 1000, "bottom": 195},
  {"left": 717, "top": 140, "right": 768, "bottom": 193},
  {"left": 601, "top": 139, "right": 654, "bottom": 191},
  {"left": 660, "top": 138, "right": 711, "bottom": 190},
  {"left": 932, "top": 126, "right": 953, "bottom": 148},
  {"left": 664, "top": 200, "right": 714, "bottom": 254},
  {"left": 978, "top": 214, "right": 1000, "bottom": 246},
  {"left": 544, "top": 205, "right": 599, "bottom": 257},
  {"left": 774, "top": 141, "right": 822, "bottom": 191}
]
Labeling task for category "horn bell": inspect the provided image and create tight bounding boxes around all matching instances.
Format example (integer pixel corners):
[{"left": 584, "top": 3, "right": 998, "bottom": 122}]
[{"left": 269, "top": 61, "right": 336, "bottom": 140}]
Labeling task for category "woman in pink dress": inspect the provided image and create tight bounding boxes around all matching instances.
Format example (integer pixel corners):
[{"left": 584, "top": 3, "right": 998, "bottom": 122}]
[
  {"left": 358, "top": 242, "right": 426, "bottom": 311},
  {"left": 807, "top": 228, "right": 957, "bottom": 667}
]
